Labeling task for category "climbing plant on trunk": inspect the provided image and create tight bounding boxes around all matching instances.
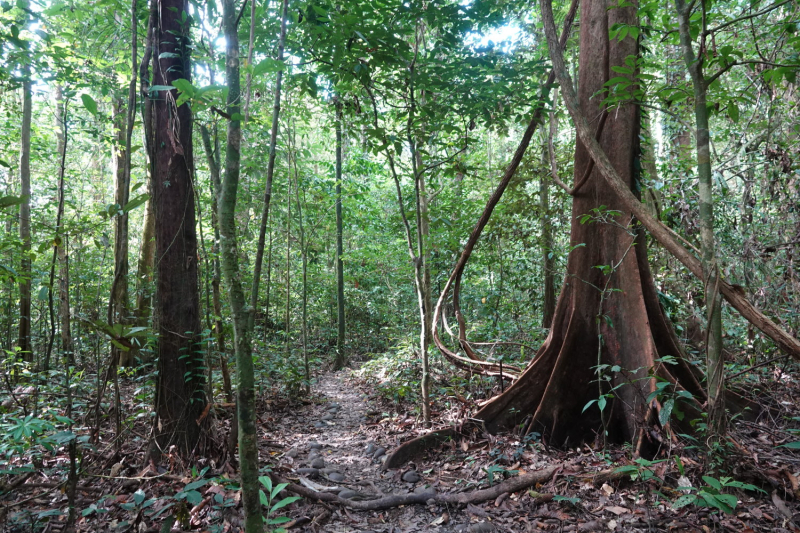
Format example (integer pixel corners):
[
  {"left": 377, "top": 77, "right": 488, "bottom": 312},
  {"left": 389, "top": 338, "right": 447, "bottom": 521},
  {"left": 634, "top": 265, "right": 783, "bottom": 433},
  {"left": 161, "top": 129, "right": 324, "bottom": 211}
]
[
  {"left": 149, "top": 0, "right": 207, "bottom": 456},
  {"left": 476, "top": 0, "right": 706, "bottom": 451}
]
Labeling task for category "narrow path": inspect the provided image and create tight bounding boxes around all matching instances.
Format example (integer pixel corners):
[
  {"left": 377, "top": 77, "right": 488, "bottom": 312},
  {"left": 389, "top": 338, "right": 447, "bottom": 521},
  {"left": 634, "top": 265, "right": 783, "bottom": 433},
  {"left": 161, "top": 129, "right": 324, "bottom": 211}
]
[{"left": 273, "top": 370, "right": 469, "bottom": 532}]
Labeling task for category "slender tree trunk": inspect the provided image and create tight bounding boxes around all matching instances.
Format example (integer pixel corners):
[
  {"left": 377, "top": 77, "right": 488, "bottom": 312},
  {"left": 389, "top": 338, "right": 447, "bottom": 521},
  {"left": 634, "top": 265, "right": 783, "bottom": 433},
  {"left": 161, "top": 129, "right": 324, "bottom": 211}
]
[
  {"left": 54, "top": 90, "right": 73, "bottom": 367},
  {"left": 250, "top": 0, "right": 289, "bottom": 332},
  {"left": 292, "top": 143, "right": 310, "bottom": 392},
  {"left": 675, "top": 0, "right": 726, "bottom": 443},
  {"left": 17, "top": 23, "right": 32, "bottom": 363},
  {"left": 333, "top": 99, "right": 346, "bottom": 370},
  {"left": 200, "top": 124, "right": 233, "bottom": 402},
  {"left": 149, "top": 0, "right": 206, "bottom": 455},
  {"left": 243, "top": 0, "right": 257, "bottom": 120},
  {"left": 110, "top": 97, "right": 131, "bottom": 366},
  {"left": 542, "top": 95, "right": 558, "bottom": 328},
  {"left": 135, "top": 0, "right": 157, "bottom": 350},
  {"left": 285, "top": 159, "right": 292, "bottom": 363},
  {"left": 219, "top": 1, "right": 262, "bottom": 530}
]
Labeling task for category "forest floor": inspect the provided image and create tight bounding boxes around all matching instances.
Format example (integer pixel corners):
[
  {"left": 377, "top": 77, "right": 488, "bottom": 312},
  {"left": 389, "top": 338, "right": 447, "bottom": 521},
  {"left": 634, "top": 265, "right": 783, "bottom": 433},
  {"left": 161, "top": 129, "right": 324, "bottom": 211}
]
[{"left": 2, "top": 365, "right": 800, "bottom": 532}]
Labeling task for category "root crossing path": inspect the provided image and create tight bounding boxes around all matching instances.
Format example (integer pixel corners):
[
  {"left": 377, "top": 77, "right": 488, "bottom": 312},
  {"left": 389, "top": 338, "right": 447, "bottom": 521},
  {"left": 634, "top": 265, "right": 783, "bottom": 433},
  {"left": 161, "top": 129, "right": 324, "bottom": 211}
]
[{"left": 269, "top": 369, "right": 510, "bottom": 533}]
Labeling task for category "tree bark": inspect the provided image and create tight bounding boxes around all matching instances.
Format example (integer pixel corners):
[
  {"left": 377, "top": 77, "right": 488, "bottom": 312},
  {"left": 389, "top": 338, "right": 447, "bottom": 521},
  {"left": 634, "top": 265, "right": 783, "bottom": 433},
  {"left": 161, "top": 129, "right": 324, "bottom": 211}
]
[
  {"left": 675, "top": 0, "right": 726, "bottom": 441},
  {"left": 149, "top": 0, "right": 206, "bottom": 456},
  {"left": 333, "top": 99, "right": 346, "bottom": 370},
  {"left": 542, "top": 93, "right": 558, "bottom": 329},
  {"left": 219, "top": 2, "right": 262, "bottom": 531},
  {"left": 250, "top": 0, "right": 289, "bottom": 332},
  {"left": 17, "top": 9, "right": 32, "bottom": 363},
  {"left": 477, "top": 0, "right": 706, "bottom": 449},
  {"left": 200, "top": 124, "right": 232, "bottom": 402},
  {"left": 110, "top": 97, "right": 131, "bottom": 366}
]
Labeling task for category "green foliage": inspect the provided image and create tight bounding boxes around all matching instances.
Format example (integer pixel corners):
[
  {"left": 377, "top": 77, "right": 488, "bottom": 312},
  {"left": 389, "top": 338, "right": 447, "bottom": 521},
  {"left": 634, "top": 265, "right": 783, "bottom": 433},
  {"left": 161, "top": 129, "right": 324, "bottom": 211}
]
[
  {"left": 672, "top": 476, "right": 762, "bottom": 515},
  {"left": 259, "top": 476, "right": 301, "bottom": 533}
]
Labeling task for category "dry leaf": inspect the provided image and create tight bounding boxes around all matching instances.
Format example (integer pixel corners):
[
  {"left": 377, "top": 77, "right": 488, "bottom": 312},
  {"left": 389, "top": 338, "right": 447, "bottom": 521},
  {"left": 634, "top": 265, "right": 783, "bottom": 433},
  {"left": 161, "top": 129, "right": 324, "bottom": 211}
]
[
  {"left": 601, "top": 483, "right": 614, "bottom": 496},
  {"left": 430, "top": 512, "right": 450, "bottom": 526},
  {"left": 605, "top": 506, "right": 630, "bottom": 516}
]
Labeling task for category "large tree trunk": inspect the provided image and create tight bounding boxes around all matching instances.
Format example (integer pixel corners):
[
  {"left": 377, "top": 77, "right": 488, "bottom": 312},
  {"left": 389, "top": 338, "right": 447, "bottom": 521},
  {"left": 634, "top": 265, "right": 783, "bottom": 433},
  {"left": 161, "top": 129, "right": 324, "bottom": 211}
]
[
  {"left": 149, "top": 0, "right": 206, "bottom": 456},
  {"left": 477, "top": 0, "right": 704, "bottom": 449}
]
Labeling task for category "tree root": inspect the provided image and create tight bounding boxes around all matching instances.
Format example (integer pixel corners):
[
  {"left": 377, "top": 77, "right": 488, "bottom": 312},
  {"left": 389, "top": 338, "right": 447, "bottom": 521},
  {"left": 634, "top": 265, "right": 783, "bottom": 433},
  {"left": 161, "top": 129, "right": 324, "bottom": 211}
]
[
  {"left": 273, "top": 465, "right": 558, "bottom": 511},
  {"left": 383, "top": 427, "right": 458, "bottom": 469}
]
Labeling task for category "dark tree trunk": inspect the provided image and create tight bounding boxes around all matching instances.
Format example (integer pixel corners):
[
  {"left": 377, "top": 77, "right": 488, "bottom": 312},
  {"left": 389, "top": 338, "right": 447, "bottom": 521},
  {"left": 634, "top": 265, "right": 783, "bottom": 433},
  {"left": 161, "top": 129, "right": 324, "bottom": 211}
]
[
  {"left": 149, "top": 0, "right": 206, "bottom": 456},
  {"left": 477, "top": 0, "right": 704, "bottom": 450}
]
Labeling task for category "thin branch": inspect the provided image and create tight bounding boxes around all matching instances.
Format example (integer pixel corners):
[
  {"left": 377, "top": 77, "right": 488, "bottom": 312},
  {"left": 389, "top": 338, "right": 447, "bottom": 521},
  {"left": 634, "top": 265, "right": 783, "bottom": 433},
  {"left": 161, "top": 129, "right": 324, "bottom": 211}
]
[{"left": 706, "top": 0, "right": 792, "bottom": 35}]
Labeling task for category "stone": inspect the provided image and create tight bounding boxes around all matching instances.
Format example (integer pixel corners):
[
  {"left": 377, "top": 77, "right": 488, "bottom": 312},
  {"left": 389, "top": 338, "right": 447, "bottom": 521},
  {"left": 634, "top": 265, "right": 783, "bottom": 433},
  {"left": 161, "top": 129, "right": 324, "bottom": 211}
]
[
  {"left": 328, "top": 472, "right": 345, "bottom": 482},
  {"left": 308, "top": 442, "right": 322, "bottom": 450},
  {"left": 372, "top": 446, "right": 386, "bottom": 460},
  {"left": 402, "top": 470, "right": 421, "bottom": 483},
  {"left": 467, "top": 523, "right": 495, "bottom": 533},
  {"left": 310, "top": 457, "right": 325, "bottom": 469},
  {"left": 284, "top": 448, "right": 300, "bottom": 459},
  {"left": 296, "top": 468, "right": 319, "bottom": 477},
  {"left": 338, "top": 489, "right": 361, "bottom": 500},
  {"left": 321, "top": 414, "right": 335, "bottom": 421},
  {"left": 314, "top": 421, "right": 326, "bottom": 428},
  {"left": 364, "top": 443, "right": 376, "bottom": 455}
]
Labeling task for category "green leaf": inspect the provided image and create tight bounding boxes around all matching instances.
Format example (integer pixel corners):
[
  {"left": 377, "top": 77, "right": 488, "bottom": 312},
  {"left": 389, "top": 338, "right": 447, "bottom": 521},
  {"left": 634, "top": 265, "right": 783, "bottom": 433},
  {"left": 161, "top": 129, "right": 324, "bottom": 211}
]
[
  {"left": 598, "top": 395, "right": 607, "bottom": 412},
  {"left": 727, "top": 101, "right": 739, "bottom": 123},
  {"left": 780, "top": 441, "right": 800, "bottom": 449},
  {"left": 149, "top": 85, "right": 174, "bottom": 94},
  {"left": 702, "top": 476, "right": 721, "bottom": 490},
  {"left": 659, "top": 398, "right": 674, "bottom": 427},
  {"left": 81, "top": 94, "right": 98, "bottom": 115},
  {"left": 270, "top": 495, "right": 301, "bottom": 513},
  {"left": 183, "top": 478, "right": 209, "bottom": 492},
  {"left": 259, "top": 489, "right": 269, "bottom": 507},
  {"left": 0, "top": 195, "right": 27, "bottom": 209},
  {"left": 672, "top": 493, "right": 696, "bottom": 509},
  {"left": 582, "top": 399, "right": 597, "bottom": 413},
  {"left": 133, "top": 489, "right": 146, "bottom": 506},
  {"left": 172, "top": 78, "right": 196, "bottom": 96},
  {"left": 122, "top": 193, "right": 150, "bottom": 213}
]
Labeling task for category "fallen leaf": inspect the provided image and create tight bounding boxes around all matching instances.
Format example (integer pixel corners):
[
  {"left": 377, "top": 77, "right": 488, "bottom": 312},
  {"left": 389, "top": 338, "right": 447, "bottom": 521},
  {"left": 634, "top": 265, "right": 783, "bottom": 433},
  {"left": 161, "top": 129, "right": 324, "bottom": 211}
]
[
  {"left": 430, "top": 512, "right": 449, "bottom": 526},
  {"left": 605, "top": 506, "right": 630, "bottom": 516},
  {"left": 772, "top": 490, "right": 794, "bottom": 521},
  {"left": 601, "top": 483, "right": 614, "bottom": 496}
]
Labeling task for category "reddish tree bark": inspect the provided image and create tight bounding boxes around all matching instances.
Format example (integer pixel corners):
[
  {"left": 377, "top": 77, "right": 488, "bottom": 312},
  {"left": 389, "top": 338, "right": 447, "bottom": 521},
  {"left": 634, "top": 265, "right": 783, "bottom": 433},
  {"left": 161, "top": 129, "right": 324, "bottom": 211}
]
[
  {"left": 149, "top": 0, "right": 206, "bottom": 455},
  {"left": 476, "top": 0, "right": 704, "bottom": 449}
]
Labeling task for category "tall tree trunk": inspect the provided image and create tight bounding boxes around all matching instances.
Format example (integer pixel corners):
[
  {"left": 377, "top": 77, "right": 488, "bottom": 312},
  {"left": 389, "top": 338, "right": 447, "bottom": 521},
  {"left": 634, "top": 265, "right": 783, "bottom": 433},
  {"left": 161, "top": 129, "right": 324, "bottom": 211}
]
[
  {"left": 200, "top": 124, "right": 233, "bottom": 402},
  {"left": 149, "top": 0, "right": 206, "bottom": 456},
  {"left": 110, "top": 97, "right": 131, "bottom": 366},
  {"left": 250, "top": 0, "right": 289, "bottom": 332},
  {"left": 17, "top": 11, "right": 32, "bottom": 363},
  {"left": 243, "top": 0, "right": 257, "bottom": 120},
  {"left": 542, "top": 94, "right": 558, "bottom": 328},
  {"left": 291, "top": 135, "right": 310, "bottom": 392},
  {"left": 219, "top": 1, "right": 262, "bottom": 530},
  {"left": 477, "top": 0, "right": 706, "bottom": 450},
  {"left": 285, "top": 158, "right": 292, "bottom": 363},
  {"left": 54, "top": 89, "right": 73, "bottom": 367},
  {"left": 675, "top": 0, "right": 726, "bottom": 442},
  {"left": 333, "top": 99, "right": 346, "bottom": 370}
]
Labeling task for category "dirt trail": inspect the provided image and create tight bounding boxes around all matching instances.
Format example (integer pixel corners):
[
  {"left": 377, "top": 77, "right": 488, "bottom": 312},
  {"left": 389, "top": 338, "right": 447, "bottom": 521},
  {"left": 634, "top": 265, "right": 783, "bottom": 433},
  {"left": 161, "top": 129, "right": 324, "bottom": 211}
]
[{"left": 273, "top": 369, "right": 472, "bottom": 532}]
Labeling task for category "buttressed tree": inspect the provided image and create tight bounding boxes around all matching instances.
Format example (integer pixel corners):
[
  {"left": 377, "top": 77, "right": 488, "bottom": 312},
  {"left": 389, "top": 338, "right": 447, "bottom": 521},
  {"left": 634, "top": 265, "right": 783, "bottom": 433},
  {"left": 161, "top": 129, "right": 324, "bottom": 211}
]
[{"left": 475, "top": 0, "right": 705, "bottom": 451}]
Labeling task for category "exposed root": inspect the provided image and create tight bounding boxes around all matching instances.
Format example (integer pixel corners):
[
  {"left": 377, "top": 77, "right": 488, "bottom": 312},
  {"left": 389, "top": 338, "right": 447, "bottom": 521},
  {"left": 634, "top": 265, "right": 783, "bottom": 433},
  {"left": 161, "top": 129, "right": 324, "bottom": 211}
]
[{"left": 273, "top": 465, "right": 559, "bottom": 511}]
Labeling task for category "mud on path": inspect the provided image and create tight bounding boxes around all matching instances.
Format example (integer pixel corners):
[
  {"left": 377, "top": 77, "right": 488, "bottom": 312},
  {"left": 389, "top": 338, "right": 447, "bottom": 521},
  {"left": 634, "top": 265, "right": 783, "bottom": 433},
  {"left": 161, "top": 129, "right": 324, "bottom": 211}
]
[{"left": 270, "top": 369, "right": 472, "bottom": 533}]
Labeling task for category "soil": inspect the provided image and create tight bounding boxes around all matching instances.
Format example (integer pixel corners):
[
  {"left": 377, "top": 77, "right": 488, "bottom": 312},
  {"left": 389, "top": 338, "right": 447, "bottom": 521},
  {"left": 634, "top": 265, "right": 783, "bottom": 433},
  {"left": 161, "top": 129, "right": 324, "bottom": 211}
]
[{"left": 2, "top": 366, "right": 800, "bottom": 533}]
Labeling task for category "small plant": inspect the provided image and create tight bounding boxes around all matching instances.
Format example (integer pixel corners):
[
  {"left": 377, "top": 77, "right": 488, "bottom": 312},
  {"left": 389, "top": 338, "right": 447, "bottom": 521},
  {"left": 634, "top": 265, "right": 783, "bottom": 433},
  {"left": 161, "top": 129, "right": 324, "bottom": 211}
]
[
  {"left": 672, "top": 475, "right": 763, "bottom": 514},
  {"left": 613, "top": 457, "right": 665, "bottom": 483},
  {"left": 259, "top": 476, "right": 301, "bottom": 532}
]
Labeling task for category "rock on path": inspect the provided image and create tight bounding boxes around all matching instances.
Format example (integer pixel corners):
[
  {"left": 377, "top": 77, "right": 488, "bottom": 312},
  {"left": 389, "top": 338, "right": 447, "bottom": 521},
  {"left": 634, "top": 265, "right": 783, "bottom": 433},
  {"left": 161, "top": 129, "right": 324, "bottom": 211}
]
[{"left": 271, "top": 369, "right": 471, "bottom": 532}]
